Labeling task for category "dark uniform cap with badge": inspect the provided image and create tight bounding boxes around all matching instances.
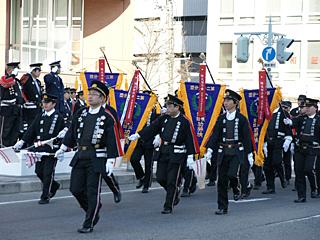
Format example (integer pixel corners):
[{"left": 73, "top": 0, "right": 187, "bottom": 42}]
[
  {"left": 42, "top": 93, "right": 58, "bottom": 103},
  {"left": 224, "top": 89, "right": 242, "bottom": 102},
  {"left": 30, "top": 63, "right": 42, "bottom": 71},
  {"left": 6, "top": 62, "right": 20, "bottom": 69},
  {"left": 281, "top": 100, "right": 292, "bottom": 109},
  {"left": 298, "top": 94, "right": 306, "bottom": 101},
  {"left": 88, "top": 80, "right": 109, "bottom": 98},
  {"left": 70, "top": 88, "right": 76, "bottom": 94},
  {"left": 305, "top": 97, "right": 319, "bottom": 107},
  {"left": 64, "top": 87, "right": 70, "bottom": 93},
  {"left": 49, "top": 61, "right": 61, "bottom": 67},
  {"left": 77, "top": 90, "right": 84, "bottom": 96},
  {"left": 166, "top": 94, "right": 183, "bottom": 107}
]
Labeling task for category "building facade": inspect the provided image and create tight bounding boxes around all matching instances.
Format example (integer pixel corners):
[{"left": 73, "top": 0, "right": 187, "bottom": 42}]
[{"left": 207, "top": 0, "right": 320, "bottom": 99}]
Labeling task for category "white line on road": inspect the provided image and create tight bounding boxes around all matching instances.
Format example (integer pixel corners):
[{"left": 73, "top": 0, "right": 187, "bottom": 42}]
[
  {"left": 230, "top": 198, "right": 271, "bottom": 203},
  {"left": 0, "top": 187, "right": 162, "bottom": 206},
  {"left": 266, "top": 214, "right": 320, "bottom": 226}
]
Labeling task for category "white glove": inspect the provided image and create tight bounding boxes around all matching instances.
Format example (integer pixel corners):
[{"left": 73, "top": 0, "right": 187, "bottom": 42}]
[
  {"left": 283, "top": 137, "right": 292, "bottom": 152},
  {"left": 13, "top": 140, "right": 25, "bottom": 151},
  {"left": 106, "top": 158, "right": 115, "bottom": 176},
  {"left": 128, "top": 133, "right": 140, "bottom": 141},
  {"left": 153, "top": 134, "right": 161, "bottom": 148},
  {"left": 263, "top": 142, "right": 268, "bottom": 158},
  {"left": 204, "top": 148, "right": 213, "bottom": 161},
  {"left": 12, "top": 68, "right": 19, "bottom": 76},
  {"left": 54, "top": 144, "right": 67, "bottom": 161},
  {"left": 186, "top": 155, "right": 194, "bottom": 170},
  {"left": 290, "top": 143, "right": 295, "bottom": 155},
  {"left": 283, "top": 118, "right": 292, "bottom": 126},
  {"left": 160, "top": 107, "right": 167, "bottom": 114},
  {"left": 248, "top": 152, "right": 254, "bottom": 167},
  {"left": 57, "top": 127, "right": 68, "bottom": 139}
]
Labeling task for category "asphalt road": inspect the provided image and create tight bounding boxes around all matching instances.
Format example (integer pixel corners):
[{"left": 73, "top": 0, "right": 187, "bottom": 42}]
[{"left": 0, "top": 181, "right": 319, "bottom": 240}]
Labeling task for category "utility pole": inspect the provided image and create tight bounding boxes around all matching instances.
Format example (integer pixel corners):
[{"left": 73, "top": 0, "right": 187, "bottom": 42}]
[{"left": 165, "top": 0, "right": 174, "bottom": 94}]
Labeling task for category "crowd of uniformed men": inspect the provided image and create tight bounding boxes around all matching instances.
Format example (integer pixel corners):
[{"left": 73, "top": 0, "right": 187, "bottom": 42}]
[{"left": 1, "top": 61, "right": 320, "bottom": 234}]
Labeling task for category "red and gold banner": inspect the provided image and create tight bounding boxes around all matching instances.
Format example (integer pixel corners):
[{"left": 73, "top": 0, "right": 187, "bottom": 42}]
[
  {"left": 124, "top": 70, "right": 140, "bottom": 125},
  {"left": 98, "top": 58, "right": 105, "bottom": 83},
  {"left": 197, "top": 63, "right": 206, "bottom": 118},
  {"left": 257, "top": 69, "right": 271, "bottom": 125}
]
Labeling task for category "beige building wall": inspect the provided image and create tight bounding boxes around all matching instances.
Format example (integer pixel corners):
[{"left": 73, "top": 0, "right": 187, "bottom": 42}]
[{"left": 82, "top": 0, "right": 134, "bottom": 81}]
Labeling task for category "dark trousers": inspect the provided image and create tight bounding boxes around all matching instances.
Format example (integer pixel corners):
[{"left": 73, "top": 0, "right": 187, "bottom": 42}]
[
  {"left": 239, "top": 159, "right": 250, "bottom": 194},
  {"left": 263, "top": 144, "right": 285, "bottom": 190},
  {"left": 283, "top": 150, "right": 292, "bottom": 181},
  {"left": 70, "top": 159, "right": 102, "bottom": 229},
  {"left": 206, "top": 158, "right": 217, "bottom": 182},
  {"left": 182, "top": 165, "right": 197, "bottom": 192},
  {"left": 0, "top": 115, "right": 20, "bottom": 147},
  {"left": 102, "top": 173, "right": 120, "bottom": 194},
  {"left": 217, "top": 155, "right": 240, "bottom": 211},
  {"left": 130, "top": 144, "right": 154, "bottom": 188},
  {"left": 294, "top": 151, "right": 316, "bottom": 199},
  {"left": 315, "top": 156, "right": 320, "bottom": 193},
  {"left": 156, "top": 156, "right": 182, "bottom": 210},
  {"left": 252, "top": 165, "right": 264, "bottom": 186},
  {"left": 35, "top": 156, "right": 59, "bottom": 200}
]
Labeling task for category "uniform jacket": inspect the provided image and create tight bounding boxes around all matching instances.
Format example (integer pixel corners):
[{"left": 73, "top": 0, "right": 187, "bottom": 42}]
[{"left": 44, "top": 72, "right": 64, "bottom": 114}]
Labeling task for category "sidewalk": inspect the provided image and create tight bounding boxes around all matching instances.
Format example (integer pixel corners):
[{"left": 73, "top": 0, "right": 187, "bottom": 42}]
[{"left": 0, "top": 164, "right": 138, "bottom": 194}]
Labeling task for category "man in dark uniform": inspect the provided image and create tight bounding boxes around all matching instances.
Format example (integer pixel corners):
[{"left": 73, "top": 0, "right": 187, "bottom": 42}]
[
  {"left": 70, "top": 88, "right": 77, "bottom": 113},
  {"left": 281, "top": 101, "right": 293, "bottom": 185},
  {"left": 0, "top": 62, "right": 24, "bottom": 146},
  {"left": 284, "top": 98, "right": 320, "bottom": 202},
  {"left": 74, "top": 90, "right": 86, "bottom": 113},
  {"left": 129, "top": 94, "right": 199, "bottom": 214},
  {"left": 20, "top": 63, "right": 43, "bottom": 132},
  {"left": 290, "top": 95, "right": 306, "bottom": 117},
  {"left": 55, "top": 81, "right": 122, "bottom": 233},
  {"left": 13, "top": 93, "right": 64, "bottom": 204},
  {"left": 63, "top": 87, "right": 72, "bottom": 127},
  {"left": 130, "top": 91, "right": 159, "bottom": 193},
  {"left": 44, "top": 61, "right": 64, "bottom": 114},
  {"left": 262, "top": 101, "right": 292, "bottom": 194},
  {"left": 205, "top": 89, "right": 253, "bottom": 215}
]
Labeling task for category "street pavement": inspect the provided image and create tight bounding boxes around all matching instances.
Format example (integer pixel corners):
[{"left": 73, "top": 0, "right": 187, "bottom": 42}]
[{"left": 0, "top": 180, "right": 319, "bottom": 240}]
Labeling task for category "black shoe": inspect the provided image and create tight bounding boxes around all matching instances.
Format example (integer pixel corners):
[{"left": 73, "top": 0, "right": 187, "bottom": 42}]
[
  {"left": 294, "top": 198, "right": 306, "bottom": 203},
  {"left": 142, "top": 187, "right": 149, "bottom": 193},
  {"left": 243, "top": 183, "right": 253, "bottom": 198},
  {"left": 215, "top": 209, "right": 228, "bottom": 215},
  {"left": 233, "top": 194, "right": 241, "bottom": 201},
  {"left": 207, "top": 180, "right": 216, "bottom": 187},
  {"left": 311, "top": 191, "right": 317, "bottom": 198},
  {"left": 49, "top": 183, "right": 60, "bottom": 198},
  {"left": 173, "top": 195, "right": 180, "bottom": 206},
  {"left": 262, "top": 189, "right": 275, "bottom": 194},
  {"left": 161, "top": 208, "right": 172, "bottom": 214},
  {"left": 181, "top": 190, "right": 190, "bottom": 197},
  {"left": 77, "top": 227, "right": 93, "bottom": 233},
  {"left": 136, "top": 178, "right": 144, "bottom": 189},
  {"left": 38, "top": 199, "right": 50, "bottom": 204},
  {"left": 292, "top": 187, "right": 296, "bottom": 191},
  {"left": 113, "top": 191, "right": 121, "bottom": 203},
  {"left": 189, "top": 184, "right": 197, "bottom": 194}
]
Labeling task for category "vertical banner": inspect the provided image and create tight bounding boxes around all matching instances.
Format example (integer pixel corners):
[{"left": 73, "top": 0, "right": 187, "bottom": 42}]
[
  {"left": 179, "top": 81, "right": 226, "bottom": 156},
  {"left": 257, "top": 69, "right": 272, "bottom": 125},
  {"left": 124, "top": 70, "right": 140, "bottom": 125},
  {"left": 239, "top": 87, "right": 282, "bottom": 166},
  {"left": 98, "top": 58, "right": 105, "bottom": 83},
  {"left": 197, "top": 64, "right": 206, "bottom": 118},
  {"left": 109, "top": 89, "right": 157, "bottom": 160}
]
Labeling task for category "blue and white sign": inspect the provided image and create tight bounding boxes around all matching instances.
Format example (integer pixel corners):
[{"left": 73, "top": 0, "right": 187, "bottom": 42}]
[{"left": 262, "top": 47, "right": 276, "bottom": 62}]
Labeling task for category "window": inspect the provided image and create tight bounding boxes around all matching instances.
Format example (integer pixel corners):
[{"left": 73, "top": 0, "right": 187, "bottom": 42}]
[
  {"left": 286, "top": 0, "right": 303, "bottom": 22},
  {"left": 219, "top": 43, "right": 232, "bottom": 68},
  {"left": 307, "top": 41, "right": 320, "bottom": 70},
  {"left": 175, "top": 16, "right": 207, "bottom": 36},
  {"left": 308, "top": 0, "right": 320, "bottom": 22},
  {"left": 54, "top": 0, "right": 69, "bottom": 26},
  {"left": 265, "top": 0, "right": 281, "bottom": 22},
  {"left": 220, "top": 0, "right": 234, "bottom": 23},
  {"left": 238, "top": 0, "right": 255, "bottom": 23}
]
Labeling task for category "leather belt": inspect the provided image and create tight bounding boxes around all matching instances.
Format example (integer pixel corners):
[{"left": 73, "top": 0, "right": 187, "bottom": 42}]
[
  {"left": 220, "top": 142, "right": 242, "bottom": 148},
  {"left": 78, "top": 144, "right": 102, "bottom": 151}
]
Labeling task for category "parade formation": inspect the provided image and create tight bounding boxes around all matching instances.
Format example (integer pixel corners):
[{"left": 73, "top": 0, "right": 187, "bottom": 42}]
[{"left": 1, "top": 59, "right": 320, "bottom": 234}]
